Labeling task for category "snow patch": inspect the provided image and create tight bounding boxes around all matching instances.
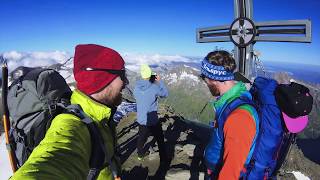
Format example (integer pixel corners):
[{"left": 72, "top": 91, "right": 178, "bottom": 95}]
[
  {"left": 166, "top": 73, "right": 178, "bottom": 85},
  {"left": 59, "top": 70, "right": 75, "bottom": 84},
  {"left": 291, "top": 171, "right": 310, "bottom": 180},
  {"left": 0, "top": 134, "right": 13, "bottom": 179},
  {"left": 179, "top": 71, "right": 199, "bottom": 82},
  {"left": 183, "top": 64, "right": 200, "bottom": 72}
]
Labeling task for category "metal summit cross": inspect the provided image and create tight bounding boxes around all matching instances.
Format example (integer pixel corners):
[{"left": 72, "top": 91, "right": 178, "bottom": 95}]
[{"left": 196, "top": 0, "right": 312, "bottom": 79}]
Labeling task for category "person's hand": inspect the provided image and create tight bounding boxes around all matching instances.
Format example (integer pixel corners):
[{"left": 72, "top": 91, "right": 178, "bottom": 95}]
[{"left": 155, "top": 75, "right": 160, "bottom": 81}]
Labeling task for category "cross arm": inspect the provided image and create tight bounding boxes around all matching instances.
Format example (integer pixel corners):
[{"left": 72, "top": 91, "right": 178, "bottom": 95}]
[
  {"left": 196, "top": 25, "right": 231, "bottom": 43},
  {"left": 255, "top": 19, "right": 311, "bottom": 43}
]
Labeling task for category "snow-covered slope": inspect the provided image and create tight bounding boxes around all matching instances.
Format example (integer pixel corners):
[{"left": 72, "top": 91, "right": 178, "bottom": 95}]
[{"left": 0, "top": 134, "right": 13, "bottom": 179}]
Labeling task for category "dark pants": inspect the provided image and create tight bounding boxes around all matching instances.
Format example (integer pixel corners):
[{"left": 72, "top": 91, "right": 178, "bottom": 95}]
[{"left": 137, "top": 122, "right": 167, "bottom": 162}]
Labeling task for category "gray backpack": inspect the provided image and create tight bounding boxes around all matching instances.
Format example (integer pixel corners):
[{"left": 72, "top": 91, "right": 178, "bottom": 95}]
[{"left": 7, "top": 67, "right": 109, "bottom": 179}]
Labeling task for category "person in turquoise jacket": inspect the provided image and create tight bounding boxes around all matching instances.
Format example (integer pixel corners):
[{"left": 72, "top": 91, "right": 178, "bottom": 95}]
[
  {"left": 11, "top": 44, "right": 128, "bottom": 180},
  {"left": 200, "top": 50, "right": 259, "bottom": 180},
  {"left": 133, "top": 64, "right": 169, "bottom": 166}
]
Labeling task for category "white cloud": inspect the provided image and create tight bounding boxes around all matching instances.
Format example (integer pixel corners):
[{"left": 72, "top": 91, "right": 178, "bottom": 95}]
[
  {"left": 2, "top": 51, "right": 198, "bottom": 73},
  {"left": 3, "top": 51, "right": 23, "bottom": 61},
  {"left": 2, "top": 51, "right": 71, "bottom": 73},
  {"left": 122, "top": 52, "right": 194, "bottom": 71},
  {"left": 30, "top": 51, "right": 69, "bottom": 64},
  {"left": 123, "top": 52, "right": 190, "bottom": 64}
]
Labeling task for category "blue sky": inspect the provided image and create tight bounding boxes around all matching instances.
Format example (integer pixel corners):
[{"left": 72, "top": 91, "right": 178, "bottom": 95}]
[{"left": 0, "top": 0, "right": 319, "bottom": 65}]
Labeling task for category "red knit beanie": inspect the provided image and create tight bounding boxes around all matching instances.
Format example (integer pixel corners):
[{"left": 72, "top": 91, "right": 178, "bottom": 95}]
[{"left": 73, "top": 44, "right": 125, "bottom": 95}]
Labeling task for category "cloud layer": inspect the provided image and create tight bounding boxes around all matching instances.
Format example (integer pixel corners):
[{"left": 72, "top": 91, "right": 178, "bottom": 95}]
[
  {"left": 122, "top": 52, "right": 196, "bottom": 71},
  {"left": 1, "top": 51, "right": 198, "bottom": 72},
  {"left": 2, "top": 51, "right": 71, "bottom": 72}
]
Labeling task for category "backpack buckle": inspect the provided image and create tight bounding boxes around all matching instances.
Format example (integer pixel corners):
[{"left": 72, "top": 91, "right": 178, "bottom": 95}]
[
  {"left": 48, "top": 100, "right": 58, "bottom": 112},
  {"left": 16, "top": 132, "right": 28, "bottom": 146},
  {"left": 49, "top": 104, "right": 57, "bottom": 111},
  {"left": 264, "top": 167, "right": 272, "bottom": 178},
  {"left": 210, "top": 120, "right": 218, "bottom": 128}
]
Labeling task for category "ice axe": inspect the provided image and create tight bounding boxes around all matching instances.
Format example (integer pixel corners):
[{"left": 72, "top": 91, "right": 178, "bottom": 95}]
[{"left": 1, "top": 57, "right": 18, "bottom": 172}]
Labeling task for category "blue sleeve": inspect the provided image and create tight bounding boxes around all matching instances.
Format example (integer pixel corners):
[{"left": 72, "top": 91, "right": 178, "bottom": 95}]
[
  {"left": 156, "top": 80, "right": 169, "bottom": 98},
  {"left": 204, "top": 128, "right": 222, "bottom": 172}
]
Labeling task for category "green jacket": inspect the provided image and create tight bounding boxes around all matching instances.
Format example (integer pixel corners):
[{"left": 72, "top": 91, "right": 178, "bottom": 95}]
[{"left": 11, "top": 90, "right": 119, "bottom": 180}]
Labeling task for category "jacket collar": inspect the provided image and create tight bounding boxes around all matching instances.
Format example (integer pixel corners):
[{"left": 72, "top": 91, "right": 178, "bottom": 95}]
[
  {"left": 213, "top": 82, "right": 248, "bottom": 107},
  {"left": 211, "top": 82, "right": 250, "bottom": 116},
  {"left": 70, "top": 89, "right": 112, "bottom": 122}
]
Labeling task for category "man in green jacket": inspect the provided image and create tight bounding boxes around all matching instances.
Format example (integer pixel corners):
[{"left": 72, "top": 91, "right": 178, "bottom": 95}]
[{"left": 11, "top": 44, "right": 128, "bottom": 180}]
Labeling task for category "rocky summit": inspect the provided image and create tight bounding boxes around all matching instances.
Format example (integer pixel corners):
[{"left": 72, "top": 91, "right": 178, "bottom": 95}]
[
  {"left": 117, "top": 105, "right": 210, "bottom": 180},
  {"left": 116, "top": 104, "right": 320, "bottom": 180}
]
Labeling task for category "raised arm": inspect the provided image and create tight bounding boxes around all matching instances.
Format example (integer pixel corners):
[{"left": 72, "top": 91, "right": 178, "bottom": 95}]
[
  {"left": 155, "top": 75, "right": 169, "bottom": 98},
  {"left": 157, "top": 80, "right": 169, "bottom": 98}
]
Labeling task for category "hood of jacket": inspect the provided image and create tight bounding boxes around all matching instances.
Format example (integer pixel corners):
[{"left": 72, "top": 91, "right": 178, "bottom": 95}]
[
  {"left": 71, "top": 89, "right": 112, "bottom": 123},
  {"left": 135, "top": 80, "right": 153, "bottom": 91}
]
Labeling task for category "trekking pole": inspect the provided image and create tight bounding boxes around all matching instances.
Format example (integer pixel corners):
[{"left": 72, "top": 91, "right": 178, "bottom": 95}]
[
  {"left": 196, "top": 102, "right": 208, "bottom": 121},
  {"left": 1, "top": 59, "right": 17, "bottom": 172}
]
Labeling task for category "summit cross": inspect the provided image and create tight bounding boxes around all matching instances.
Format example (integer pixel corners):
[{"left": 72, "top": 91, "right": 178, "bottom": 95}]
[{"left": 196, "top": 0, "right": 312, "bottom": 79}]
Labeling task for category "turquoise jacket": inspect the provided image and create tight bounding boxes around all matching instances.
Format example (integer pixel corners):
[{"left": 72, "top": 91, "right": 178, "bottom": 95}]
[
  {"left": 204, "top": 82, "right": 259, "bottom": 173},
  {"left": 11, "top": 90, "right": 119, "bottom": 180}
]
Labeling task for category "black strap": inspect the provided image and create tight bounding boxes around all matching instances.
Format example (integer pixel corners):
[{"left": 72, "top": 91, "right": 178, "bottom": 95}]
[
  {"left": 63, "top": 104, "right": 115, "bottom": 180},
  {"left": 87, "top": 168, "right": 100, "bottom": 180},
  {"left": 272, "top": 132, "right": 296, "bottom": 176}
]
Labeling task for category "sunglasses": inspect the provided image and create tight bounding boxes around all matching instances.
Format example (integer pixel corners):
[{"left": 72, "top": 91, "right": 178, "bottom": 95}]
[
  {"left": 83, "top": 67, "right": 129, "bottom": 85},
  {"left": 199, "top": 74, "right": 226, "bottom": 83}
]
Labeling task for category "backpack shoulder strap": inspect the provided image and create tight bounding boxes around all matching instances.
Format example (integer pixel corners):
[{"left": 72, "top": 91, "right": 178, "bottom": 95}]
[
  {"left": 218, "top": 96, "right": 256, "bottom": 131},
  {"left": 219, "top": 97, "right": 260, "bottom": 175},
  {"left": 63, "top": 104, "right": 116, "bottom": 180}
]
